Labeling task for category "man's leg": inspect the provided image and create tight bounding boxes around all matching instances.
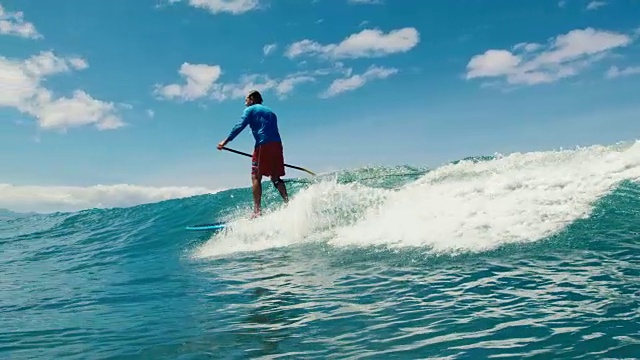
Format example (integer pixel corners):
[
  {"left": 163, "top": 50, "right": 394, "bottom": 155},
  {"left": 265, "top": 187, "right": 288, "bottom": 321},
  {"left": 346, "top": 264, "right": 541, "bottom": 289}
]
[
  {"left": 271, "top": 141, "right": 288, "bottom": 204},
  {"left": 272, "top": 177, "right": 288, "bottom": 203},
  {"left": 252, "top": 173, "right": 262, "bottom": 216},
  {"left": 251, "top": 146, "right": 263, "bottom": 216}
]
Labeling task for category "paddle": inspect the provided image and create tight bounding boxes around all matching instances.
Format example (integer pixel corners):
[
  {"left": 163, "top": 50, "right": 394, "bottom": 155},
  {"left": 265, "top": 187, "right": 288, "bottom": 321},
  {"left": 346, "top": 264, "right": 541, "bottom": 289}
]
[{"left": 222, "top": 146, "right": 317, "bottom": 176}]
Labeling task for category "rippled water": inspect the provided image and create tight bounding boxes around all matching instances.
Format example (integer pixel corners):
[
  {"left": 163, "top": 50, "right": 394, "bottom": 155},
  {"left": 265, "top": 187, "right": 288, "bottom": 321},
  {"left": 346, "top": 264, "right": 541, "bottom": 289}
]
[{"left": 188, "top": 233, "right": 640, "bottom": 359}]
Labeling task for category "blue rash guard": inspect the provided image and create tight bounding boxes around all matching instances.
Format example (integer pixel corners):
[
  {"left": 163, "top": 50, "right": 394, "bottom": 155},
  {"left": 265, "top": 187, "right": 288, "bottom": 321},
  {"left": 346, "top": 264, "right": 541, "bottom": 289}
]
[{"left": 226, "top": 104, "right": 282, "bottom": 147}]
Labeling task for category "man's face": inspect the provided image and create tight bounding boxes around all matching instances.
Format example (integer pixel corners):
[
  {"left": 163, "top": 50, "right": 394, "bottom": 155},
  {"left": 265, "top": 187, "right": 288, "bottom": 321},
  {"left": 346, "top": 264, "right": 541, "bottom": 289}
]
[{"left": 245, "top": 96, "right": 253, "bottom": 106}]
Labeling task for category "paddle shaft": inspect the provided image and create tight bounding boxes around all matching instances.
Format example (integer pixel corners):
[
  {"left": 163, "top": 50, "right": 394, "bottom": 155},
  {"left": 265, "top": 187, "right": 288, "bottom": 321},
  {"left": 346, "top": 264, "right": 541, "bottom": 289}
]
[{"left": 222, "top": 146, "right": 316, "bottom": 176}]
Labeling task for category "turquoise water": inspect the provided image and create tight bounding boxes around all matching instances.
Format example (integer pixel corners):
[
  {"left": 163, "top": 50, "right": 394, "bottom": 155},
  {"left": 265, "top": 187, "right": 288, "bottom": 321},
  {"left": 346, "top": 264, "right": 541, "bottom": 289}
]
[{"left": 2, "top": 141, "right": 640, "bottom": 359}]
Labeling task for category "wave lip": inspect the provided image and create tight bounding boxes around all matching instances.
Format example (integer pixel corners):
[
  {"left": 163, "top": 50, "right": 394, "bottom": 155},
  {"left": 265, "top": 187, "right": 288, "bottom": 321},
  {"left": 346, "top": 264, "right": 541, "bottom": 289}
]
[{"left": 332, "top": 141, "right": 640, "bottom": 252}]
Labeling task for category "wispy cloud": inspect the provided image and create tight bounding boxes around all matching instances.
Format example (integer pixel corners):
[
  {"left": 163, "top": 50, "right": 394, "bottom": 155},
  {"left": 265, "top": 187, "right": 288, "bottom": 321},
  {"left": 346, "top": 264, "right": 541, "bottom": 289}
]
[
  {"left": 320, "top": 65, "right": 397, "bottom": 98},
  {"left": 465, "top": 27, "right": 633, "bottom": 87},
  {"left": 263, "top": 43, "right": 277, "bottom": 56},
  {"left": 586, "top": 1, "right": 607, "bottom": 10},
  {"left": 155, "top": 62, "right": 354, "bottom": 101},
  {"left": 348, "top": 0, "right": 383, "bottom": 4},
  {"left": 167, "top": 0, "right": 261, "bottom": 14},
  {"left": 209, "top": 73, "right": 316, "bottom": 101},
  {"left": 0, "top": 4, "right": 41, "bottom": 39},
  {"left": 285, "top": 27, "right": 420, "bottom": 60},
  {"left": 605, "top": 65, "right": 640, "bottom": 79}
]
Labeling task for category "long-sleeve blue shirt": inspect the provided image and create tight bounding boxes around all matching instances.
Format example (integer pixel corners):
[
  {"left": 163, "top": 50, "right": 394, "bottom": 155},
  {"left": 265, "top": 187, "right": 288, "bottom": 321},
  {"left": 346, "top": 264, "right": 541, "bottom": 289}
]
[{"left": 226, "top": 104, "right": 282, "bottom": 146}]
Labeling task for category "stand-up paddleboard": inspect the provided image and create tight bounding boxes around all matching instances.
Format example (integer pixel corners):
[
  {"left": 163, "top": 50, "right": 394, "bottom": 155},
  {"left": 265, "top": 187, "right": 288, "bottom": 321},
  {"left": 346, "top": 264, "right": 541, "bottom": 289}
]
[{"left": 185, "top": 222, "right": 226, "bottom": 231}]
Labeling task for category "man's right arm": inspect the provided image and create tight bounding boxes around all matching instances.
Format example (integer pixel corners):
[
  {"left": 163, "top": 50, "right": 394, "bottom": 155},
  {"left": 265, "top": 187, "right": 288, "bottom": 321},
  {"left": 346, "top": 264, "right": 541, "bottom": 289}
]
[{"left": 225, "top": 108, "right": 252, "bottom": 143}]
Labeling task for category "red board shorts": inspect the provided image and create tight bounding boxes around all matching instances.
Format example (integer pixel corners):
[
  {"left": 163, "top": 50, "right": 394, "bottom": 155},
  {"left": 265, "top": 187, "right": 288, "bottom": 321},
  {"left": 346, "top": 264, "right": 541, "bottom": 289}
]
[{"left": 252, "top": 141, "right": 285, "bottom": 178}]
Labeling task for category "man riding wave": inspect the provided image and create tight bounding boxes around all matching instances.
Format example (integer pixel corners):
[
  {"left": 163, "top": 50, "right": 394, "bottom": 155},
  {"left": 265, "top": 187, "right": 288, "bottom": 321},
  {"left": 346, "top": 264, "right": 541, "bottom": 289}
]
[{"left": 217, "top": 90, "right": 289, "bottom": 217}]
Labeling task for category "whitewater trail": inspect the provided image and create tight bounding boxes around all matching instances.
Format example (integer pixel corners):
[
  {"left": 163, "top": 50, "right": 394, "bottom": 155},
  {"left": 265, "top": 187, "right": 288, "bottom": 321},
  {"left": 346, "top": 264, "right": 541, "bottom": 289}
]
[{"left": 195, "top": 141, "right": 640, "bottom": 258}]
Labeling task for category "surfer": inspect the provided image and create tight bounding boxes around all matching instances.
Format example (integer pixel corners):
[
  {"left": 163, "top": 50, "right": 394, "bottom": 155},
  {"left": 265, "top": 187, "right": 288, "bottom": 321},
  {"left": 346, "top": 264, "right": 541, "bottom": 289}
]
[{"left": 217, "top": 90, "right": 289, "bottom": 217}]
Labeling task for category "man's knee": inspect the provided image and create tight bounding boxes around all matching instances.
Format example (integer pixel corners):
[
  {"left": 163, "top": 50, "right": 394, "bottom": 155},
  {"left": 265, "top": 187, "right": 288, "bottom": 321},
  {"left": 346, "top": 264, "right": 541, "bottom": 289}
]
[{"left": 272, "top": 177, "right": 284, "bottom": 187}]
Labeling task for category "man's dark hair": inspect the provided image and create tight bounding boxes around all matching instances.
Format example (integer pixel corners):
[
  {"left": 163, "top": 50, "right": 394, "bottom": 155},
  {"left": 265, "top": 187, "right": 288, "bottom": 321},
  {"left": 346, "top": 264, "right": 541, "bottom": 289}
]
[{"left": 247, "top": 90, "right": 263, "bottom": 104}]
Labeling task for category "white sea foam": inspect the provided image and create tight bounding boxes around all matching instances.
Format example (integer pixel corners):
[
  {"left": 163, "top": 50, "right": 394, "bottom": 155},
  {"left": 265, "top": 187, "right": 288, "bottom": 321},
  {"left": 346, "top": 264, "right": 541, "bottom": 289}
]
[
  {"left": 195, "top": 180, "right": 389, "bottom": 257},
  {"left": 195, "top": 141, "right": 640, "bottom": 258}
]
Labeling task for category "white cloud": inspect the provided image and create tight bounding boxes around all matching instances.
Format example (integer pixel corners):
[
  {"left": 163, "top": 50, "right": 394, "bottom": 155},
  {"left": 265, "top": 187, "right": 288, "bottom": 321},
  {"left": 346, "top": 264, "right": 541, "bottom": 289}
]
[
  {"left": 586, "top": 1, "right": 607, "bottom": 10},
  {"left": 275, "top": 75, "right": 315, "bottom": 95},
  {"left": 0, "top": 51, "right": 125, "bottom": 131},
  {"left": 466, "top": 50, "right": 521, "bottom": 78},
  {"left": 321, "top": 65, "right": 397, "bottom": 98},
  {"left": 0, "top": 183, "right": 219, "bottom": 213},
  {"left": 512, "top": 42, "right": 542, "bottom": 53},
  {"left": 210, "top": 73, "right": 316, "bottom": 101},
  {"left": 263, "top": 43, "right": 277, "bottom": 56},
  {"left": 285, "top": 27, "right": 419, "bottom": 59},
  {"left": 37, "top": 90, "right": 124, "bottom": 131},
  {"left": 466, "top": 27, "right": 633, "bottom": 86},
  {"left": 156, "top": 62, "right": 354, "bottom": 102},
  {"left": 0, "top": 7, "right": 124, "bottom": 131},
  {"left": 168, "top": 0, "right": 261, "bottom": 14},
  {"left": 154, "top": 62, "right": 222, "bottom": 101},
  {"left": 159, "top": 28, "right": 413, "bottom": 101},
  {"left": 0, "top": 4, "right": 41, "bottom": 39},
  {"left": 348, "top": 0, "right": 383, "bottom": 4},
  {"left": 605, "top": 65, "right": 640, "bottom": 79}
]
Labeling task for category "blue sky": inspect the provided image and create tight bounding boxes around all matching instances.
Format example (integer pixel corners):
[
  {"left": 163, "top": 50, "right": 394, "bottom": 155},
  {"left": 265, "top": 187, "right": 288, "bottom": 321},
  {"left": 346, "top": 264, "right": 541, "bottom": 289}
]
[{"left": 1, "top": 0, "right": 640, "bottom": 211}]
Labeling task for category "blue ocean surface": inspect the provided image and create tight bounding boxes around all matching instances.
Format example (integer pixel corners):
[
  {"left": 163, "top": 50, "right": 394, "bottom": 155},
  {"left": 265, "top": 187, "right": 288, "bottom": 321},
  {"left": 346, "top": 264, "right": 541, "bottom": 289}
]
[{"left": 2, "top": 141, "right": 640, "bottom": 359}]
